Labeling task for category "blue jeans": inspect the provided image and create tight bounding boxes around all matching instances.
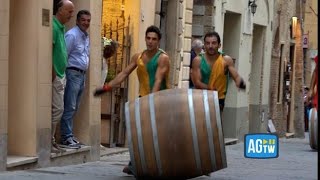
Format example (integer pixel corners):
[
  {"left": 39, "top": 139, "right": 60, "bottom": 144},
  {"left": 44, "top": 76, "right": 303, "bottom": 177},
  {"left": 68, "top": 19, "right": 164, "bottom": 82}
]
[{"left": 60, "top": 69, "right": 86, "bottom": 141}]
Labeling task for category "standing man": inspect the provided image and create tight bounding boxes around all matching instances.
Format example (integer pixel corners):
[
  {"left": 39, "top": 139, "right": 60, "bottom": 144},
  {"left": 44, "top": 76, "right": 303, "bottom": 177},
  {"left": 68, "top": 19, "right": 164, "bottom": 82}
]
[
  {"left": 60, "top": 10, "right": 91, "bottom": 149},
  {"left": 93, "top": 25, "right": 170, "bottom": 176},
  {"left": 304, "top": 86, "right": 311, "bottom": 131},
  {"left": 191, "top": 31, "right": 246, "bottom": 112},
  {"left": 94, "top": 25, "right": 170, "bottom": 97},
  {"left": 52, "top": 0, "right": 74, "bottom": 153}
]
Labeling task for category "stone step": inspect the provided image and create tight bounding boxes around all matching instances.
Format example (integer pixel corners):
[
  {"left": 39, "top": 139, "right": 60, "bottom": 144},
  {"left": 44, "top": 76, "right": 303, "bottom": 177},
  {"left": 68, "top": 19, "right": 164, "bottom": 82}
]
[{"left": 225, "top": 138, "right": 238, "bottom": 145}]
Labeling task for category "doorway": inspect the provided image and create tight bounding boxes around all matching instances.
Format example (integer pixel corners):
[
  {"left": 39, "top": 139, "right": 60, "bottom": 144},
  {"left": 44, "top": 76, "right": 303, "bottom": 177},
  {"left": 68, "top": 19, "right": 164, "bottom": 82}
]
[
  {"left": 100, "top": 0, "right": 131, "bottom": 147},
  {"left": 248, "top": 24, "right": 266, "bottom": 133},
  {"left": 221, "top": 11, "right": 241, "bottom": 138},
  {"left": 286, "top": 44, "right": 295, "bottom": 132},
  {"left": 222, "top": 12, "right": 241, "bottom": 60},
  {"left": 159, "top": 0, "right": 179, "bottom": 87}
]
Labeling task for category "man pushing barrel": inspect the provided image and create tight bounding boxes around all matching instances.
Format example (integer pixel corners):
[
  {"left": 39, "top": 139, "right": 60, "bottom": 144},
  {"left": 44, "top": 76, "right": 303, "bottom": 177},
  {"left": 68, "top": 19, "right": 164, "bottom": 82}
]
[
  {"left": 94, "top": 25, "right": 170, "bottom": 175},
  {"left": 191, "top": 31, "right": 246, "bottom": 112},
  {"left": 94, "top": 25, "right": 170, "bottom": 97}
]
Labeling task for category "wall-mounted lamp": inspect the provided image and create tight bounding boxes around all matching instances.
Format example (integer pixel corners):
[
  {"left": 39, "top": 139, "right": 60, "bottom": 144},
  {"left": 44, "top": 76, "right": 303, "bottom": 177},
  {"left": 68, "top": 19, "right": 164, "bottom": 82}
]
[
  {"left": 291, "top": 16, "right": 298, "bottom": 38},
  {"left": 248, "top": 0, "right": 258, "bottom": 16}
]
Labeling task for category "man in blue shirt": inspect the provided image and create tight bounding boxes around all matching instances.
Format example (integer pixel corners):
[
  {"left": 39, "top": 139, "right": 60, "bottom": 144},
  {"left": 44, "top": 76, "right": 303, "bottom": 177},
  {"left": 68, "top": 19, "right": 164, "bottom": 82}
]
[{"left": 60, "top": 10, "right": 91, "bottom": 148}]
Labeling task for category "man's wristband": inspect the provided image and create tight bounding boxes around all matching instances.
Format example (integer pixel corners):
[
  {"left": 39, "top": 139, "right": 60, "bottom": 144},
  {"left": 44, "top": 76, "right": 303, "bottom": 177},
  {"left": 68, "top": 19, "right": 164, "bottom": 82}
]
[
  {"left": 239, "top": 79, "right": 246, "bottom": 89},
  {"left": 103, "top": 84, "right": 112, "bottom": 91}
]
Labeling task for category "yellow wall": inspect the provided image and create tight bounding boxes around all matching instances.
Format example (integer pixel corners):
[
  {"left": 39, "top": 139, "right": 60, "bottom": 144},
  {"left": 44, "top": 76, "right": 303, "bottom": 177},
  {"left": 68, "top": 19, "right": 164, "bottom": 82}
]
[
  {"left": 125, "top": 0, "right": 141, "bottom": 100},
  {"left": 101, "top": 0, "right": 156, "bottom": 100},
  {"left": 102, "top": 0, "right": 125, "bottom": 75},
  {"left": 8, "top": 0, "right": 52, "bottom": 156},
  {"left": 131, "top": 0, "right": 156, "bottom": 100}
]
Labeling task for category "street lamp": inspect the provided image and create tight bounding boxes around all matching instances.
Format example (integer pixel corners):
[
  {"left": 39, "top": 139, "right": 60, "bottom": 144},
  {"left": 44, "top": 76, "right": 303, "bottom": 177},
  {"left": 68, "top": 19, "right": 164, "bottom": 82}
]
[{"left": 248, "top": 0, "right": 258, "bottom": 16}]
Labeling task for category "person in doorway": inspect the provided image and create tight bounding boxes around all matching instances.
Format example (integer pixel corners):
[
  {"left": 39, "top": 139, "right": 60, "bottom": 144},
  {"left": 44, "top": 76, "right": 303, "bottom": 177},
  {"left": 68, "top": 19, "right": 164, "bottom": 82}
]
[
  {"left": 191, "top": 31, "right": 246, "bottom": 112},
  {"left": 308, "top": 55, "right": 318, "bottom": 110},
  {"left": 51, "top": 0, "right": 74, "bottom": 153},
  {"left": 59, "top": 10, "right": 91, "bottom": 149},
  {"left": 304, "top": 86, "right": 311, "bottom": 131},
  {"left": 101, "top": 37, "right": 118, "bottom": 84},
  {"left": 93, "top": 25, "right": 170, "bottom": 176},
  {"left": 189, "top": 38, "right": 203, "bottom": 88}
]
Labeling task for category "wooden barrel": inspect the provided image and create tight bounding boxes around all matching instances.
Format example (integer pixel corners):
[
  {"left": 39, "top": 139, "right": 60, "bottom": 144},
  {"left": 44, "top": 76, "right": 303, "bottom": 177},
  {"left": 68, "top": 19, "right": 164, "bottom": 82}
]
[
  {"left": 308, "top": 108, "right": 318, "bottom": 150},
  {"left": 125, "top": 89, "right": 227, "bottom": 179}
]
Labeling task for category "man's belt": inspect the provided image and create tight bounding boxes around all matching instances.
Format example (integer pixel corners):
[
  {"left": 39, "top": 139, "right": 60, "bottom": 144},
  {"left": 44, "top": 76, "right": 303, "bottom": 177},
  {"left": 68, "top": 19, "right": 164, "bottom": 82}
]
[{"left": 67, "top": 67, "right": 86, "bottom": 74}]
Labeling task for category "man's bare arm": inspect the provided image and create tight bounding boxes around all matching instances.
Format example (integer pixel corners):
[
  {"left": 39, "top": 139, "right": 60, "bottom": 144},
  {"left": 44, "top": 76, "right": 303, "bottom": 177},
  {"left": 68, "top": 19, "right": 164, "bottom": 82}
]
[
  {"left": 224, "top": 55, "right": 245, "bottom": 89},
  {"left": 108, "top": 53, "right": 139, "bottom": 87},
  {"left": 152, "top": 53, "right": 170, "bottom": 92},
  {"left": 192, "top": 56, "right": 209, "bottom": 89}
]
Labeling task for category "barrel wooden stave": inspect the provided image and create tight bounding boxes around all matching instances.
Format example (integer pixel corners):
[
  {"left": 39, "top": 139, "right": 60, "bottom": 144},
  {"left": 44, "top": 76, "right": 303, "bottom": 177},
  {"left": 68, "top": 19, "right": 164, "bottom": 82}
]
[
  {"left": 193, "top": 91, "right": 215, "bottom": 173},
  {"left": 125, "top": 89, "right": 227, "bottom": 179},
  {"left": 308, "top": 108, "right": 318, "bottom": 150},
  {"left": 154, "top": 90, "right": 199, "bottom": 177}
]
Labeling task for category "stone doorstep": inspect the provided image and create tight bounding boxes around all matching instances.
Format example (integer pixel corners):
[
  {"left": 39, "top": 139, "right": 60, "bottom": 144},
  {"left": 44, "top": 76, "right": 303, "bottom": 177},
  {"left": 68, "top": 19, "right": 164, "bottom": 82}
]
[
  {"left": 100, "top": 138, "right": 239, "bottom": 157},
  {"left": 6, "top": 146, "right": 92, "bottom": 169},
  {"left": 225, "top": 138, "right": 238, "bottom": 145},
  {"left": 7, "top": 156, "right": 38, "bottom": 168},
  {"left": 6, "top": 139, "right": 239, "bottom": 168},
  {"left": 285, "top": 133, "right": 295, "bottom": 138},
  {"left": 6, "top": 146, "right": 91, "bottom": 169},
  {"left": 50, "top": 145, "right": 91, "bottom": 158},
  {"left": 100, "top": 146, "right": 128, "bottom": 157}
]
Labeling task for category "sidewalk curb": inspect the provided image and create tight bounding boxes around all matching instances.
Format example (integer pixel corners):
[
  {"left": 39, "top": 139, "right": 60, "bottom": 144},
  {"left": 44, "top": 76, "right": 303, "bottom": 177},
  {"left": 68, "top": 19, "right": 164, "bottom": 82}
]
[
  {"left": 100, "top": 149, "right": 129, "bottom": 157},
  {"left": 225, "top": 138, "right": 238, "bottom": 145},
  {"left": 100, "top": 138, "right": 238, "bottom": 158},
  {"left": 100, "top": 138, "right": 237, "bottom": 158}
]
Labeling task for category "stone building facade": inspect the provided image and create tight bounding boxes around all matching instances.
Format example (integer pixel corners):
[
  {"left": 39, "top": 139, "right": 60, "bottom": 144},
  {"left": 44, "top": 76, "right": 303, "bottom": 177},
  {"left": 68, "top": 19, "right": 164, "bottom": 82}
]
[
  {"left": 0, "top": 0, "right": 194, "bottom": 171},
  {"left": 1, "top": 0, "right": 295, "bottom": 172},
  {"left": 0, "top": 0, "right": 104, "bottom": 172},
  {"left": 303, "top": 0, "right": 318, "bottom": 86},
  {"left": 190, "top": 0, "right": 274, "bottom": 140},
  {"left": 269, "top": 0, "right": 306, "bottom": 137}
]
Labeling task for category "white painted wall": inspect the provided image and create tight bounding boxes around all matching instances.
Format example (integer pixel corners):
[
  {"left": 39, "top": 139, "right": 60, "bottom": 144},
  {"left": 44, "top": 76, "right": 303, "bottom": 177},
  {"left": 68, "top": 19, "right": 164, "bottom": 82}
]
[
  {"left": 250, "top": 25, "right": 265, "bottom": 105},
  {"left": 224, "top": 0, "right": 244, "bottom": 14},
  {"left": 261, "top": 0, "right": 273, "bottom": 105},
  {"left": 213, "top": 0, "right": 273, "bottom": 138},
  {"left": 223, "top": 12, "right": 244, "bottom": 108},
  {"left": 216, "top": 0, "right": 273, "bottom": 108}
]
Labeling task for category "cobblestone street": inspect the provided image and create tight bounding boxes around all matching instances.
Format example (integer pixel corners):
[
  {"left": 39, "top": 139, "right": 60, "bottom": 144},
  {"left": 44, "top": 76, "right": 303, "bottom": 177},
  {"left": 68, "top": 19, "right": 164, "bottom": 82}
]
[{"left": 0, "top": 134, "right": 317, "bottom": 180}]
